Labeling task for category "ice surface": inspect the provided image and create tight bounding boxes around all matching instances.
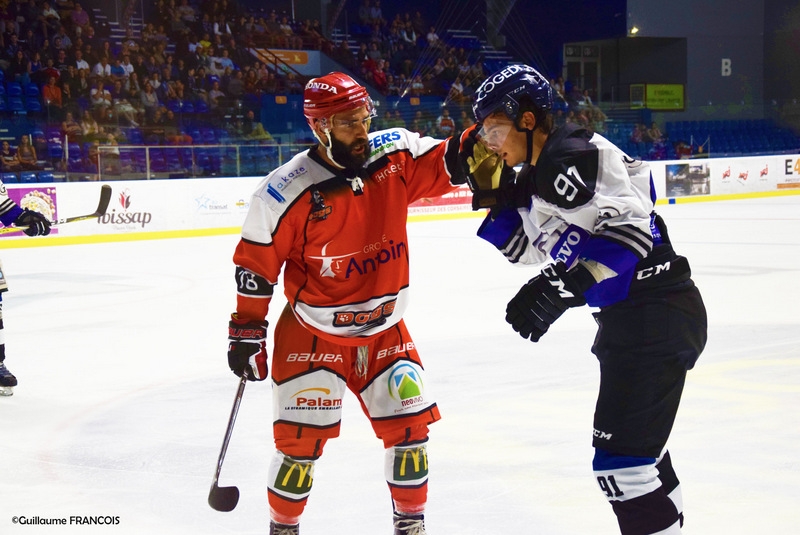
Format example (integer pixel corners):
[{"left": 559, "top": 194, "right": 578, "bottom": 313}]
[{"left": 1, "top": 195, "right": 799, "bottom": 534}]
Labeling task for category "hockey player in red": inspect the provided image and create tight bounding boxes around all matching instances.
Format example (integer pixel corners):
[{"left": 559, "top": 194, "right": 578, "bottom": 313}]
[
  {"left": 1, "top": 178, "right": 51, "bottom": 395},
  {"left": 227, "top": 72, "right": 467, "bottom": 535}
]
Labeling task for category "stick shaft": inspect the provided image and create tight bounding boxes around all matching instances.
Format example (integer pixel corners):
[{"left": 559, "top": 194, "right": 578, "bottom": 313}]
[{"left": 211, "top": 375, "right": 247, "bottom": 486}]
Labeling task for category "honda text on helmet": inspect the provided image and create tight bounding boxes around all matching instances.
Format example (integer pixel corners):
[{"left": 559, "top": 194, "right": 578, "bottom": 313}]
[{"left": 303, "top": 72, "right": 377, "bottom": 170}]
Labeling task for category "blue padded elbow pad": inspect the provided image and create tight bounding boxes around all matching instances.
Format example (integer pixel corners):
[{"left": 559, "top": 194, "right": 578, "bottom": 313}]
[{"left": 477, "top": 207, "right": 522, "bottom": 250}]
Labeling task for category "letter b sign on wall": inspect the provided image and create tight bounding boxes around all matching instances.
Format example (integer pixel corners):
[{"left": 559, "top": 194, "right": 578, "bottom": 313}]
[{"left": 721, "top": 58, "right": 732, "bottom": 76}]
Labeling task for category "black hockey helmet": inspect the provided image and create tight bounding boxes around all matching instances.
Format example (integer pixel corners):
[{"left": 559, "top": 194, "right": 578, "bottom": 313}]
[
  {"left": 473, "top": 64, "right": 554, "bottom": 164},
  {"left": 472, "top": 64, "right": 554, "bottom": 125}
]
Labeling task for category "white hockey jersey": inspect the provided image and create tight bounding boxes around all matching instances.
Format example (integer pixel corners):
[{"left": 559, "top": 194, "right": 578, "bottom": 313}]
[{"left": 478, "top": 123, "right": 661, "bottom": 307}]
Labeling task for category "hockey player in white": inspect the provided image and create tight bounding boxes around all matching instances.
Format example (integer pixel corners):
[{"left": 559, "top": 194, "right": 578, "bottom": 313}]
[
  {"left": 0, "top": 178, "right": 51, "bottom": 395},
  {"left": 458, "top": 64, "right": 707, "bottom": 534}
]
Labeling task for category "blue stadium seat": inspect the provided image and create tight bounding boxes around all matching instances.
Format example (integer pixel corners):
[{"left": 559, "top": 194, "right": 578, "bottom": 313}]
[
  {"left": 163, "top": 147, "right": 183, "bottom": 172},
  {"left": 20, "top": 171, "right": 38, "bottom": 183},
  {"left": 194, "top": 99, "right": 209, "bottom": 114},
  {"left": 25, "top": 98, "right": 42, "bottom": 113},
  {"left": 244, "top": 149, "right": 262, "bottom": 172},
  {"left": 194, "top": 147, "right": 210, "bottom": 168},
  {"left": 117, "top": 148, "right": 134, "bottom": 172},
  {"left": 212, "top": 128, "right": 228, "bottom": 144},
  {"left": 67, "top": 142, "right": 82, "bottom": 165},
  {"left": 207, "top": 157, "right": 221, "bottom": 175},
  {"left": 37, "top": 171, "right": 55, "bottom": 183},
  {"left": 45, "top": 126, "right": 62, "bottom": 143},
  {"left": 2, "top": 172, "right": 18, "bottom": 183},
  {"left": 81, "top": 160, "right": 98, "bottom": 175},
  {"left": 148, "top": 148, "right": 167, "bottom": 173},
  {"left": 189, "top": 127, "right": 203, "bottom": 144},
  {"left": 66, "top": 158, "right": 84, "bottom": 173},
  {"left": 9, "top": 97, "right": 25, "bottom": 114},
  {"left": 144, "top": 131, "right": 161, "bottom": 145},
  {"left": 24, "top": 83, "right": 39, "bottom": 98},
  {"left": 200, "top": 127, "right": 216, "bottom": 144},
  {"left": 128, "top": 127, "right": 144, "bottom": 145},
  {"left": 166, "top": 99, "right": 182, "bottom": 114},
  {"left": 178, "top": 147, "right": 194, "bottom": 167},
  {"left": 6, "top": 82, "right": 22, "bottom": 97},
  {"left": 195, "top": 147, "right": 222, "bottom": 174},
  {"left": 47, "top": 141, "right": 63, "bottom": 160},
  {"left": 130, "top": 148, "right": 147, "bottom": 172}
]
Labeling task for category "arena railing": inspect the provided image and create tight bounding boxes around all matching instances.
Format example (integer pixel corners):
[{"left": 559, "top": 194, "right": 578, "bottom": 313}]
[{"left": 87, "top": 142, "right": 315, "bottom": 181}]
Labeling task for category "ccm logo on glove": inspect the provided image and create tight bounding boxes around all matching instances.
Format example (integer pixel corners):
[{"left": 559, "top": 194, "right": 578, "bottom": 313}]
[{"left": 505, "top": 262, "right": 592, "bottom": 342}]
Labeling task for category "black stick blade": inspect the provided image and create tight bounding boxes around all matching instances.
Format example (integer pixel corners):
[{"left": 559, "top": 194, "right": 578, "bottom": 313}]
[
  {"left": 208, "top": 483, "right": 240, "bottom": 512},
  {"left": 95, "top": 184, "right": 112, "bottom": 216}
]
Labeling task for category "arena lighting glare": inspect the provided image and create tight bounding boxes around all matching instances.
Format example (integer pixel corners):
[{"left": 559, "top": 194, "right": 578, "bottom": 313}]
[{"left": 629, "top": 26, "right": 640, "bottom": 35}]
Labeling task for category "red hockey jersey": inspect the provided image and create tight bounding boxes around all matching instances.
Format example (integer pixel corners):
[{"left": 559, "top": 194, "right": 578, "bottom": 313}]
[{"left": 234, "top": 128, "right": 461, "bottom": 344}]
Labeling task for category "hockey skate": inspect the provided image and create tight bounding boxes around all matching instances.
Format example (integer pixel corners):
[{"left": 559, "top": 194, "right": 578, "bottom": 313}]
[
  {"left": 269, "top": 521, "right": 299, "bottom": 535},
  {"left": 393, "top": 513, "right": 426, "bottom": 535},
  {"left": 0, "top": 361, "right": 17, "bottom": 396}
]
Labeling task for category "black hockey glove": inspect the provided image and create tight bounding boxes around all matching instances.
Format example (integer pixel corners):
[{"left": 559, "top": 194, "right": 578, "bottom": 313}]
[
  {"left": 506, "top": 262, "right": 593, "bottom": 342},
  {"left": 458, "top": 125, "right": 516, "bottom": 211},
  {"left": 14, "top": 208, "right": 51, "bottom": 237},
  {"left": 227, "top": 314, "right": 268, "bottom": 381}
]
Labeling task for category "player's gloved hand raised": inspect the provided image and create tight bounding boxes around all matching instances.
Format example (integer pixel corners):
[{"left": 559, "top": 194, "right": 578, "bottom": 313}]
[
  {"left": 228, "top": 314, "right": 268, "bottom": 381},
  {"left": 506, "top": 262, "right": 589, "bottom": 342},
  {"left": 458, "top": 125, "right": 516, "bottom": 211},
  {"left": 14, "top": 208, "right": 51, "bottom": 237}
]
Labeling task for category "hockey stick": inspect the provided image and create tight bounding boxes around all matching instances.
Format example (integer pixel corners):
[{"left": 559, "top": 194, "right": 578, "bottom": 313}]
[
  {"left": 0, "top": 184, "right": 112, "bottom": 235},
  {"left": 208, "top": 374, "right": 248, "bottom": 512}
]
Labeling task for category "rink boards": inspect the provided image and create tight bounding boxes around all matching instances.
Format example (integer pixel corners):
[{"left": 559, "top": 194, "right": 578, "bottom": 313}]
[{"left": 3, "top": 153, "right": 800, "bottom": 247}]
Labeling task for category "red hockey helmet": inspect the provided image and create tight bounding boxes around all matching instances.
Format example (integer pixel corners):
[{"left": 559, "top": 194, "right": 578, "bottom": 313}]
[{"left": 303, "top": 72, "right": 375, "bottom": 127}]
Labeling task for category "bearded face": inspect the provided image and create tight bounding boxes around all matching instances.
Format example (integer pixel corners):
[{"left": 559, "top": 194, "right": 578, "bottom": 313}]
[{"left": 328, "top": 129, "right": 369, "bottom": 172}]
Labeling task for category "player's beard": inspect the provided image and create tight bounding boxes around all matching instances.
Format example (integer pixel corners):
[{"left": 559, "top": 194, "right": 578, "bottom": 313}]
[{"left": 329, "top": 132, "right": 369, "bottom": 172}]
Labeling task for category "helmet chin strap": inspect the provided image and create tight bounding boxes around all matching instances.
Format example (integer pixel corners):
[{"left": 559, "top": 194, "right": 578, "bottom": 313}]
[
  {"left": 512, "top": 120, "right": 536, "bottom": 165},
  {"left": 514, "top": 111, "right": 542, "bottom": 165},
  {"left": 313, "top": 122, "right": 365, "bottom": 194},
  {"left": 313, "top": 126, "right": 346, "bottom": 170},
  {"left": 524, "top": 129, "right": 534, "bottom": 164}
]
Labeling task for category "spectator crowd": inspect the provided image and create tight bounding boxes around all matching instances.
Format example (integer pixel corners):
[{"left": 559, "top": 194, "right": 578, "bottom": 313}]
[
  {"left": 0, "top": 0, "right": 614, "bottom": 173},
  {"left": 0, "top": 0, "right": 319, "bottom": 166},
  {"left": 1, "top": 0, "right": 795, "bottom": 178}
]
